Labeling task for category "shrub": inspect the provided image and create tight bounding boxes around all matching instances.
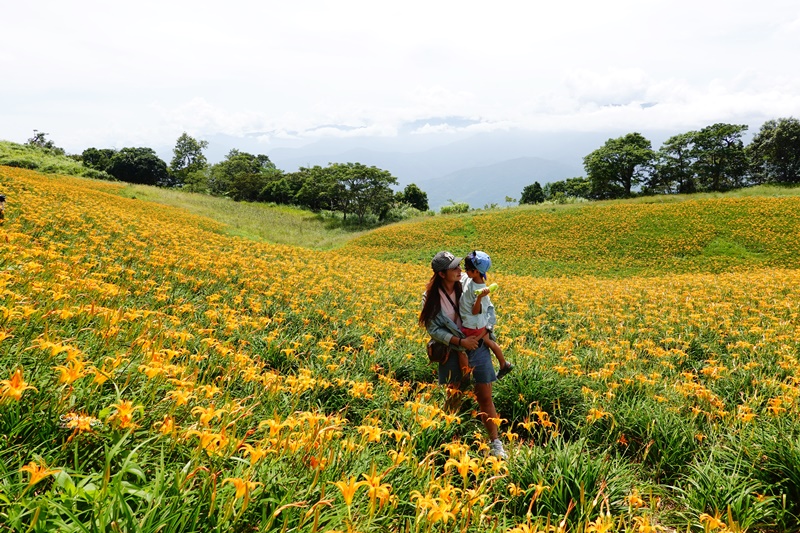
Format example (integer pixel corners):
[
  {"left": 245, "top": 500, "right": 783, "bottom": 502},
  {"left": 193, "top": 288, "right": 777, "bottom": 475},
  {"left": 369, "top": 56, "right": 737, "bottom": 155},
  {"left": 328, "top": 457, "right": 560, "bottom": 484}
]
[{"left": 440, "top": 202, "right": 470, "bottom": 214}]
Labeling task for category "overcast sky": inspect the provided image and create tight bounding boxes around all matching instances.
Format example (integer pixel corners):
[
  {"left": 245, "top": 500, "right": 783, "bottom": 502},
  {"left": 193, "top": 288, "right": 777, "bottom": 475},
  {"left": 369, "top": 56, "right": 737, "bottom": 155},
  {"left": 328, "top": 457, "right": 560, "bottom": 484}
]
[{"left": 3, "top": 0, "right": 799, "bottom": 154}]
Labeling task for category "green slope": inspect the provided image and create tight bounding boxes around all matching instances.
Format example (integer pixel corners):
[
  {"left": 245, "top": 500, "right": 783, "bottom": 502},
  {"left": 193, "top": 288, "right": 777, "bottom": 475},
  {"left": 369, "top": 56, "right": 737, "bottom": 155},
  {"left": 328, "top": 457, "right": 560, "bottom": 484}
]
[{"left": 344, "top": 188, "right": 800, "bottom": 277}]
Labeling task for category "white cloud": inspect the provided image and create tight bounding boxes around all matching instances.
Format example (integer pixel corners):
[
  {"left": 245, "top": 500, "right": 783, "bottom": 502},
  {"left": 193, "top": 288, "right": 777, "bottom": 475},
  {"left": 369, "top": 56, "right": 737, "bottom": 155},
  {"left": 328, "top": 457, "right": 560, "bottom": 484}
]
[{"left": 2, "top": 0, "right": 800, "bottom": 152}]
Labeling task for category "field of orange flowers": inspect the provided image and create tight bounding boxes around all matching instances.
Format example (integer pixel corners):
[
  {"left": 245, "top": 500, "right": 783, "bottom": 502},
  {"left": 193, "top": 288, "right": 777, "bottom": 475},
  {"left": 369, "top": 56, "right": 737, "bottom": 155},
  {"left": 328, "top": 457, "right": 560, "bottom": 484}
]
[{"left": 2, "top": 166, "right": 800, "bottom": 532}]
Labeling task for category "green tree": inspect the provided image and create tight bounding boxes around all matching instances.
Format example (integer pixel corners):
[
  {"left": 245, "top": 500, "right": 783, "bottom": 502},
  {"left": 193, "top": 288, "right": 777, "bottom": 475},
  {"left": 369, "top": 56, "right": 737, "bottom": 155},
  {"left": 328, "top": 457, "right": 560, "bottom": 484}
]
[
  {"left": 747, "top": 117, "right": 800, "bottom": 184},
  {"left": 260, "top": 173, "right": 305, "bottom": 205},
  {"left": 169, "top": 132, "right": 209, "bottom": 188},
  {"left": 651, "top": 132, "right": 696, "bottom": 194},
  {"left": 398, "top": 183, "right": 429, "bottom": 211},
  {"left": 26, "top": 130, "right": 65, "bottom": 155},
  {"left": 583, "top": 133, "right": 654, "bottom": 199},
  {"left": 334, "top": 163, "right": 398, "bottom": 223},
  {"left": 294, "top": 166, "right": 341, "bottom": 212},
  {"left": 691, "top": 123, "right": 749, "bottom": 191},
  {"left": 520, "top": 182, "right": 545, "bottom": 204},
  {"left": 107, "top": 148, "right": 169, "bottom": 186},
  {"left": 563, "top": 176, "right": 592, "bottom": 199},
  {"left": 292, "top": 163, "right": 398, "bottom": 223},
  {"left": 208, "top": 150, "right": 279, "bottom": 201},
  {"left": 543, "top": 180, "right": 566, "bottom": 201},
  {"left": 81, "top": 148, "right": 117, "bottom": 172}
]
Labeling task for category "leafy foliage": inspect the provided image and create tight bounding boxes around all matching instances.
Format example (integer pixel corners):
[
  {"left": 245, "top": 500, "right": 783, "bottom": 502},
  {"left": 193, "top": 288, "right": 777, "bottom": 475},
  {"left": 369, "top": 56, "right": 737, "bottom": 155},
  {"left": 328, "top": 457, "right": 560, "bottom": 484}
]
[
  {"left": 169, "top": 132, "right": 209, "bottom": 188},
  {"left": 519, "top": 182, "right": 544, "bottom": 205},
  {"left": 208, "top": 149, "right": 278, "bottom": 201},
  {"left": 747, "top": 117, "right": 800, "bottom": 184},
  {"left": 81, "top": 147, "right": 116, "bottom": 173},
  {"left": 107, "top": 147, "right": 170, "bottom": 186},
  {"left": 440, "top": 202, "right": 470, "bottom": 214},
  {"left": 397, "top": 183, "right": 429, "bottom": 211},
  {"left": 25, "top": 130, "right": 65, "bottom": 155},
  {"left": 691, "top": 123, "right": 749, "bottom": 192},
  {"left": 651, "top": 132, "right": 696, "bottom": 194},
  {"left": 584, "top": 132, "right": 654, "bottom": 199}
]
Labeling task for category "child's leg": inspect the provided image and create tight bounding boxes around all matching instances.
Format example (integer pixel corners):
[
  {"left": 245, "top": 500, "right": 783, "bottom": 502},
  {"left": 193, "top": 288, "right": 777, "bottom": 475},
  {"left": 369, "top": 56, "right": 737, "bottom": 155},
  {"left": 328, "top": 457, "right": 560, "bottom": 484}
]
[
  {"left": 484, "top": 337, "right": 507, "bottom": 368},
  {"left": 457, "top": 350, "right": 472, "bottom": 374}
]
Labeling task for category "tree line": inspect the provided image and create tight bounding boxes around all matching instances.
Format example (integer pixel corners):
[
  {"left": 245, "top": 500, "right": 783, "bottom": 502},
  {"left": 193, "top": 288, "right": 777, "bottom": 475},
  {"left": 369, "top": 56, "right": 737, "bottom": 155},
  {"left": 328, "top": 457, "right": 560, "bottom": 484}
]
[
  {"left": 76, "top": 133, "right": 429, "bottom": 227},
  {"left": 520, "top": 117, "right": 800, "bottom": 204}
]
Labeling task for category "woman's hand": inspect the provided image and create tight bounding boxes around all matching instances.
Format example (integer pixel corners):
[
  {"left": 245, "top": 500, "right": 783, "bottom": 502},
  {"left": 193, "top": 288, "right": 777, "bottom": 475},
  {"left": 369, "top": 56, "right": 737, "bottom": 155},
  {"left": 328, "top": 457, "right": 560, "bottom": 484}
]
[{"left": 459, "top": 335, "right": 480, "bottom": 351}]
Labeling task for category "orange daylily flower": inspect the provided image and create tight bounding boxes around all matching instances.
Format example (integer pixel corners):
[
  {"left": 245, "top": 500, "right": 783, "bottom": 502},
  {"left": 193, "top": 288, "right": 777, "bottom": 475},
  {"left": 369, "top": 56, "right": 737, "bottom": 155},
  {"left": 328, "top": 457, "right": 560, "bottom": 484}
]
[{"left": 1, "top": 368, "right": 37, "bottom": 401}]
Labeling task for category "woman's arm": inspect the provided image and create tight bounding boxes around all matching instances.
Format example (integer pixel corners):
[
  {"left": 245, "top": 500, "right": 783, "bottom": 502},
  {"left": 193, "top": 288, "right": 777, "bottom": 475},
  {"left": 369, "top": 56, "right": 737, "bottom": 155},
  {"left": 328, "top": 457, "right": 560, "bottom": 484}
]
[
  {"left": 426, "top": 319, "right": 455, "bottom": 347},
  {"left": 426, "top": 313, "right": 479, "bottom": 351}
]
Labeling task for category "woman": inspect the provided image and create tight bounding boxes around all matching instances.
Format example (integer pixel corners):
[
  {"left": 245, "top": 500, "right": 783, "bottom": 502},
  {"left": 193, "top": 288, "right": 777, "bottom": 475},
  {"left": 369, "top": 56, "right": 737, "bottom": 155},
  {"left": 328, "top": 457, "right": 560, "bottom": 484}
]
[{"left": 419, "top": 251, "right": 507, "bottom": 459}]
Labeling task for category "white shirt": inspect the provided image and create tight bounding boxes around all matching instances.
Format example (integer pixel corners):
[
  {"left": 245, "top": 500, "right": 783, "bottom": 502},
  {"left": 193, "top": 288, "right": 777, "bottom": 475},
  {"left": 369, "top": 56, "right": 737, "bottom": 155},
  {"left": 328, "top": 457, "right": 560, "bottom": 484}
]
[{"left": 459, "top": 276, "right": 491, "bottom": 330}]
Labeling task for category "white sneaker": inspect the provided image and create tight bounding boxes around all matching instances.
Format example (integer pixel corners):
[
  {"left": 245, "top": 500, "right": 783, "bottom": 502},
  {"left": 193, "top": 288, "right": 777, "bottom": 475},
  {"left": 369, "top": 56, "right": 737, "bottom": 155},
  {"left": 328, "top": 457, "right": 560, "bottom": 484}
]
[{"left": 489, "top": 439, "right": 508, "bottom": 459}]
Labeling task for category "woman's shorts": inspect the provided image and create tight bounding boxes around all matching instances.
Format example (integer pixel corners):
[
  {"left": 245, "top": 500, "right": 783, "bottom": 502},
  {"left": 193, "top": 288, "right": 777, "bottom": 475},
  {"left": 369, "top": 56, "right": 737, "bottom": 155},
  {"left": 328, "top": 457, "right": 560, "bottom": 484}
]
[{"left": 438, "top": 342, "right": 496, "bottom": 385}]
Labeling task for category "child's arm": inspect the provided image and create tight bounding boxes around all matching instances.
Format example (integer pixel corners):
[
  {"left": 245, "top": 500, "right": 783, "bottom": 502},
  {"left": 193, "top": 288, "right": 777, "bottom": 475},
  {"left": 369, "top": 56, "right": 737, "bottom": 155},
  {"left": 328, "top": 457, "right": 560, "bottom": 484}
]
[{"left": 472, "top": 288, "right": 490, "bottom": 315}]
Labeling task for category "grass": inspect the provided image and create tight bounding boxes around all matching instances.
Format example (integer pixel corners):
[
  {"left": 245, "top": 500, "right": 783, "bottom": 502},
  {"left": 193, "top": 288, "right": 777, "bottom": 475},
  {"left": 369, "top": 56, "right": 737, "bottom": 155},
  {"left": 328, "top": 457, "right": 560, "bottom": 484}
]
[
  {"left": 0, "top": 140, "right": 360, "bottom": 250},
  {"left": 116, "top": 184, "right": 361, "bottom": 250},
  {"left": 343, "top": 184, "right": 800, "bottom": 278},
  {"left": 0, "top": 140, "right": 111, "bottom": 181}
]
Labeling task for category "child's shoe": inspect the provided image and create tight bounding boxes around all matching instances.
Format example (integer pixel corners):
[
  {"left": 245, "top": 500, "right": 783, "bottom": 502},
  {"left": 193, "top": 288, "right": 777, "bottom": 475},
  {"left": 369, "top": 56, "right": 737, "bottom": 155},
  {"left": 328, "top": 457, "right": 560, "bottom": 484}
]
[
  {"left": 497, "top": 362, "right": 514, "bottom": 380},
  {"left": 489, "top": 439, "right": 508, "bottom": 459}
]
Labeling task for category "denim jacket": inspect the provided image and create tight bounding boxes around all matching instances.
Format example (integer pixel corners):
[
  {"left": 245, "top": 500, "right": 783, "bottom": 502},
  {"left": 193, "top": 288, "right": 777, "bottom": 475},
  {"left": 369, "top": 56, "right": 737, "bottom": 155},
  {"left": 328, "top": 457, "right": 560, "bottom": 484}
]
[{"left": 424, "top": 276, "right": 497, "bottom": 351}]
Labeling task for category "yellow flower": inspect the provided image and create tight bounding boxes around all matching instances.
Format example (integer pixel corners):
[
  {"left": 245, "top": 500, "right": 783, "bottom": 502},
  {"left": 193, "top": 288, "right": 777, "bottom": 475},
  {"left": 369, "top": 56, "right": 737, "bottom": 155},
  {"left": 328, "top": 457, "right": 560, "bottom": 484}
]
[
  {"left": 387, "top": 449, "right": 411, "bottom": 466},
  {"left": 633, "top": 516, "right": 665, "bottom": 533},
  {"left": 331, "top": 476, "right": 364, "bottom": 507},
  {"left": 427, "top": 498, "right": 456, "bottom": 524},
  {"left": 626, "top": 488, "right": 645, "bottom": 508},
  {"left": 191, "top": 404, "right": 225, "bottom": 426},
  {"left": 508, "top": 482, "right": 526, "bottom": 497},
  {"left": 157, "top": 415, "right": 174, "bottom": 435},
  {"left": 586, "top": 407, "right": 610, "bottom": 422},
  {"left": 166, "top": 389, "right": 194, "bottom": 406},
  {"left": 361, "top": 470, "right": 392, "bottom": 509},
  {"left": 445, "top": 453, "right": 481, "bottom": 480},
  {"left": 61, "top": 411, "right": 100, "bottom": 433},
  {"left": 241, "top": 443, "right": 271, "bottom": 465},
  {"left": 53, "top": 358, "right": 86, "bottom": 385},
  {"left": 223, "top": 476, "right": 261, "bottom": 499},
  {"left": 699, "top": 512, "right": 726, "bottom": 531},
  {"left": 356, "top": 424, "right": 382, "bottom": 443},
  {"left": 1, "top": 368, "right": 37, "bottom": 401},
  {"left": 531, "top": 482, "right": 550, "bottom": 501},
  {"left": 21, "top": 459, "right": 59, "bottom": 487},
  {"left": 109, "top": 399, "right": 141, "bottom": 429},
  {"left": 585, "top": 514, "right": 614, "bottom": 533}
]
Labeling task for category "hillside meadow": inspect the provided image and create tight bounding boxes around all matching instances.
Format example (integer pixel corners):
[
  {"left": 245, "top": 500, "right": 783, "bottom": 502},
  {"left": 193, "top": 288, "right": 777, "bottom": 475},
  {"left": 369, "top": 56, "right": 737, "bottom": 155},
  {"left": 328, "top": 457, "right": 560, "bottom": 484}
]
[
  {"left": 344, "top": 189, "right": 800, "bottom": 278},
  {"left": 2, "top": 166, "right": 800, "bottom": 532}
]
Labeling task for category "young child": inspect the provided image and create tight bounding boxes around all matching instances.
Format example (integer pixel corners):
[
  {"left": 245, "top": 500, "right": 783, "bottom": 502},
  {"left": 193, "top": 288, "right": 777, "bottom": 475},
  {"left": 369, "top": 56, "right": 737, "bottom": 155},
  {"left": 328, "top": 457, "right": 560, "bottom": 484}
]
[{"left": 459, "top": 250, "right": 514, "bottom": 379}]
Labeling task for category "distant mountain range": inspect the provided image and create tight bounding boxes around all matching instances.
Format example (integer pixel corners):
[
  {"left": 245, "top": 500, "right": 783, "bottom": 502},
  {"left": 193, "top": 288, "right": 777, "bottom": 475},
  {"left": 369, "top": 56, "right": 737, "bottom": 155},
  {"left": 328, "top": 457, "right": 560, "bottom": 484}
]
[
  {"left": 197, "top": 126, "right": 674, "bottom": 210},
  {"left": 415, "top": 157, "right": 581, "bottom": 209}
]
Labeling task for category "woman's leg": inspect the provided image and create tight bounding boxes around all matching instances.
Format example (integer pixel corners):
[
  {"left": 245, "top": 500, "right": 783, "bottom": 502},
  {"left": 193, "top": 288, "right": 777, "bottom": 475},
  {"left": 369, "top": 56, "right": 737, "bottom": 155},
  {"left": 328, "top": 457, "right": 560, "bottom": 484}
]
[{"left": 473, "top": 382, "right": 499, "bottom": 441}]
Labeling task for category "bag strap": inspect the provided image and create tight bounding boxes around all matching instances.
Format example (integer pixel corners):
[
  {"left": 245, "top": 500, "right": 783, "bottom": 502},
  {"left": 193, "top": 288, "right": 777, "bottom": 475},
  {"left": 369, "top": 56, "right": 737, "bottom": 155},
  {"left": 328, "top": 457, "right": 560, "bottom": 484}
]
[{"left": 442, "top": 288, "right": 459, "bottom": 312}]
